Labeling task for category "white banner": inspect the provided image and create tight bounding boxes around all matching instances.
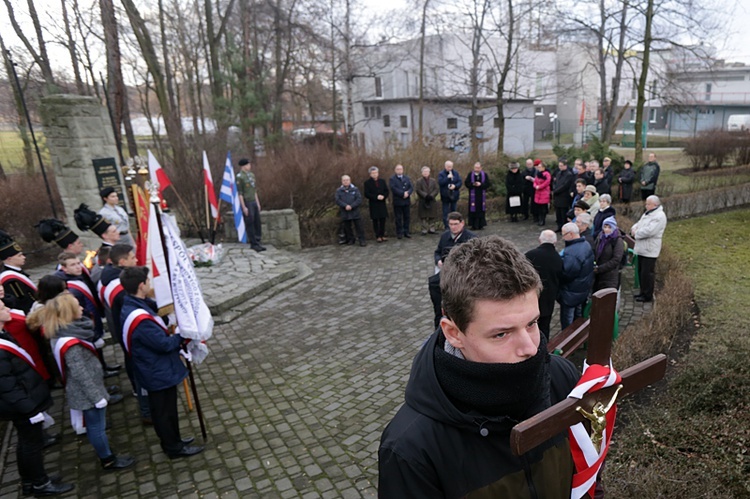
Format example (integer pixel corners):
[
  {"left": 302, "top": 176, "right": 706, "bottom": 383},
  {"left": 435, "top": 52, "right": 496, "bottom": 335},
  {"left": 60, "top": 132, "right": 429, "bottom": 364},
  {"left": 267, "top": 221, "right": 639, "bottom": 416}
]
[
  {"left": 161, "top": 213, "right": 214, "bottom": 342},
  {"left": 147, "top": 206, "right": 174, "bottom": 310}
]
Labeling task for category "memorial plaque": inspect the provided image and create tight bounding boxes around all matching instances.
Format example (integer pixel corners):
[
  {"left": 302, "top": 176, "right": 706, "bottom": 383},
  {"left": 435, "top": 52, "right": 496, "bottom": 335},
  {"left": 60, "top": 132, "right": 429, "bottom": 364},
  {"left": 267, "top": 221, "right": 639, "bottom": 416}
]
[{"left": 92, "top": 157, "right": 125, "bottom": 208}]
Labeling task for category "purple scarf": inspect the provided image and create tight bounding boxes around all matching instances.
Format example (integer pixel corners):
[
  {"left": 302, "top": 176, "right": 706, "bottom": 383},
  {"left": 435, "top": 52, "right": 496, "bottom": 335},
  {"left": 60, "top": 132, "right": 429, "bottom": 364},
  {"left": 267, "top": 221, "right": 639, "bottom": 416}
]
[
  {"left": 469, "top": 171, "right": 487, "bottom": 213},
  {"left": 596, "top": 228, "right": 620, "bottom": 259}
]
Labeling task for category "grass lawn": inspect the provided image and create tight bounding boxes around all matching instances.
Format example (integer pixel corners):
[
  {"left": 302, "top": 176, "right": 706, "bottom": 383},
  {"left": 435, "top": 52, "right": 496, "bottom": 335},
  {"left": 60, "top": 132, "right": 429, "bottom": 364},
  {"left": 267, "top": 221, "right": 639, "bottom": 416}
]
[
  {"left": 605, "top": 208, "right": 750, "bottom": 497},
  {"left": 0, "top": 130, "right": 49, "bottom": 173}
]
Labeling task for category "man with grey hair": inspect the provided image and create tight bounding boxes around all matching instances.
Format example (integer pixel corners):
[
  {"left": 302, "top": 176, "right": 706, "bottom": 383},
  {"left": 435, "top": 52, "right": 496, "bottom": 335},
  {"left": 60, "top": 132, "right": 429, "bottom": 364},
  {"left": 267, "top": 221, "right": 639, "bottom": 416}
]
[
  {"left": 575, "top": 212, "right": 595, "bottom": 253},
  {"left": 389, "top": 164, "right": 414, "bottom": 239},
  {"left": 593, "top": 193, "right": 615, "bottom": 238},
  {"left": 558, "top": 222, "right": 595, "bottom": 329},
  {"left": 363, "top": 166, "right": 390, "bottom": 242},
  {"left": 631, "top": 195, "right": 667, "bottom": 302},
  {"left": 335, "top": 175, "right": 366, "bottom": 246},
  {"left": 415, "top": 166, "right": 440, "bottom": 235},
  {"left": 525, "top": 230, "right": 563, "bottom": 339}
]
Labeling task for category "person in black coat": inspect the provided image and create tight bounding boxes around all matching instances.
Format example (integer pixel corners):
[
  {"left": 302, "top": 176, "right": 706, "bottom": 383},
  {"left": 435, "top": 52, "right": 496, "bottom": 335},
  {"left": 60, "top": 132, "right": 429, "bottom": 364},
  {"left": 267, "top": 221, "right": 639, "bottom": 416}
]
[
  {"left": 363, "top": 166, "right": 390, "bottom": 242},
  {"left": 389, "top": 164, "right": 414, "bottom": 238},
  {"left": 0, "top": 302, "right": 74, "bottom": 496},
  {"left": 525, "top": 230, "right": 563, "bottom": 340},
  {"left": 505, "top": 162, "right": 525, "bottom": 222},
  {"left": 521, "top": 158, "right": 535, "bottom": 220},
  {"left": 617, "top": 160, "right": 635, "bottom": 204},
  {"left": 551, "top": 159, "right": 576, "bottom": 232},
  {"left": 428, "top": 212, "right": 477, "bottom": 328},
  {"left": 335, "top": 175, "right": 366, "bottom": 246},
  {"left": 0, "top": 232, "right": 37, "bottom": 314},
  {"left": 593, "top": 217, "right": 625, "bottom": 292},
  {"left": 594, "top": 169, "right": 611, "bottom": 197},
  {"left": 592, "top": 194, "right": 616, "bottom": 239}
]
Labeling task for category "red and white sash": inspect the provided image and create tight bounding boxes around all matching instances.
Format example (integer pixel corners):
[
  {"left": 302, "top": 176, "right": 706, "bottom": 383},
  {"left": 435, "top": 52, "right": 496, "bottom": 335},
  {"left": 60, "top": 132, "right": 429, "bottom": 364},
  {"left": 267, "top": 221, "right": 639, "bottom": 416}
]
[
  {"left": 66, "top": 280, "right": 98, "bottom": 310},
  {"left": 0, "top": 338, "right": 45, "bottom": 377},
  {"left": 122, "top": 309, "right": 168, "bottom": 355},
  {"left": 52, "top": 337, "right": 98, "bottom": 385},
  {"left": 567, "top": 360, "right": 622, "bottom": 499},
  {"left": 102, "top": 279, "right": 124, "bottom": 309},
  {"left": 0, "top": 269, "right": 37, "bottom": 292},
  {"left": 9, "top": 309, "right": 26, "bottom": 323}
]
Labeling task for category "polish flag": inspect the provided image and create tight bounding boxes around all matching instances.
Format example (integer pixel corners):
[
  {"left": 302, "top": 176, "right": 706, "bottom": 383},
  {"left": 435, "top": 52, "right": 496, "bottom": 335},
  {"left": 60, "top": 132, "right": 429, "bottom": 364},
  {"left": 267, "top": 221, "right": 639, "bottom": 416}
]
[
  {"left": 202, "top": 151, "right": 220, "bottom": 221},
  {"left": 146, "top": 205, "right": 174, "bottom": 314},
  {"left": 147, "top": 150, "right": 172, "bottom": 193}
]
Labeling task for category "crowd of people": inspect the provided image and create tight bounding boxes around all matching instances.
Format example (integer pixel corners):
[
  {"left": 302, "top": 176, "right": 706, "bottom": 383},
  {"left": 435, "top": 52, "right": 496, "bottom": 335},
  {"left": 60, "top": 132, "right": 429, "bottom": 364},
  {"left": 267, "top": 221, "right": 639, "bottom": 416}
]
[{"left": 0, "top": 189, "right": 202, "bottom": 497}]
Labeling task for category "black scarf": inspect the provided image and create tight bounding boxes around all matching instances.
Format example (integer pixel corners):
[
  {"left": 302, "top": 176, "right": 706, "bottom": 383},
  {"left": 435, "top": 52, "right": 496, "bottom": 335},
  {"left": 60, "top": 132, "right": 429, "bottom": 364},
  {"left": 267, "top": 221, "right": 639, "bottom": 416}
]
[{"left": 434, "top": 332, "right": 551, "bottom": 421}]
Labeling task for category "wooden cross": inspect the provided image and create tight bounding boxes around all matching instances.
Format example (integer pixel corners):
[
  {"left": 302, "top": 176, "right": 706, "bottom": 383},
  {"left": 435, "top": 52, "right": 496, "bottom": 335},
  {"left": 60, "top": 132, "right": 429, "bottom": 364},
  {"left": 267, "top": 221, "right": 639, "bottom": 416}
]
[{"left": 510, "top": 288, "right": 667, "bottom": 456}]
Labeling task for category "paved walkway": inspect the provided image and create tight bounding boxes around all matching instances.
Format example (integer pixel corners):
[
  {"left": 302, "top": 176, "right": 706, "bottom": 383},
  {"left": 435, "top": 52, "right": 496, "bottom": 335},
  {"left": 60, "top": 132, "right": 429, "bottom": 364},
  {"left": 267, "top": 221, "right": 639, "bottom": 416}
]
[{"left": 0, "top": 216, "right": 650, "bottom": 498}]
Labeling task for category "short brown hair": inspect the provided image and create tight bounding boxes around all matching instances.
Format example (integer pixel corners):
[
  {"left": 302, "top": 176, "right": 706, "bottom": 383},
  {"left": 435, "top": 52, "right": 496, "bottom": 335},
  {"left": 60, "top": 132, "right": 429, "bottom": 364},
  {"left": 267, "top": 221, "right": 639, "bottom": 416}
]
[
  {"left": 57, "top": 251, "right": 78, "bottom": 265},
  {"left": 440, "top": 236, "right": 541, "bottom": 332}
]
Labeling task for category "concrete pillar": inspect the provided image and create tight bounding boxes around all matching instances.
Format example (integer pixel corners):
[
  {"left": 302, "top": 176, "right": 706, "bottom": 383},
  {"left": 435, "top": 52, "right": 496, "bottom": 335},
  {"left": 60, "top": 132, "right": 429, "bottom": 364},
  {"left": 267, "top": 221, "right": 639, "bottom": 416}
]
[{"left": 40, "top": 94, "right": 125, "bottom": 249}]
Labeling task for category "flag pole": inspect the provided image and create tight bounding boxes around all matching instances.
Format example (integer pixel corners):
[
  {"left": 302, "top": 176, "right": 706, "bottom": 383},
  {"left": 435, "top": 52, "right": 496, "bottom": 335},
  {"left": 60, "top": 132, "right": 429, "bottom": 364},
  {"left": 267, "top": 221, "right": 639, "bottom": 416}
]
[
  {"left": 149, "top": 184, "right": 208, "bottom": 441},
  {"left": 211, "top": 199, "right": 221, "bottom": 245},
  {"left": 166, "top": 184, "right": 206, "bottom": 244}
]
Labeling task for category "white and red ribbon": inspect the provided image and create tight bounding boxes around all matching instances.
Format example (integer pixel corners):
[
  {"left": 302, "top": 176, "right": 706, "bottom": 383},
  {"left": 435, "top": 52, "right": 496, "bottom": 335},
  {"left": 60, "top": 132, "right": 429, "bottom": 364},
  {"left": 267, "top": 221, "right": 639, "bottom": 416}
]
[
  {"left": 0, "top": 270, "right": 37, "bottom": 292},
  {"left": 51, "top": 337, "right": 97, "bottom": 385},
  {"left": 102, "top": 279, "right": 124, "bottom": 309},
  {"left": 122, "top": 309, "right": 168, "bottom": 355},
  {"left": 0, "top": 338, "right": 37, "bottom": 369},
  {"left": 568, "top": 360, "right": 622, "bottom": 499},
  {"left": 66, "top": 280, "right": 98, "bottom": 310}
]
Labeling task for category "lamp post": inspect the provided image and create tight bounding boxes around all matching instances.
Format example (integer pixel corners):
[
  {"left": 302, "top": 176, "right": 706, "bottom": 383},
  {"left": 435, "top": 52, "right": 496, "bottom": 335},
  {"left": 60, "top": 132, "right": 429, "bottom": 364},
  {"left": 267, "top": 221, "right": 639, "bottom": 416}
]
[{"left": 549, "top": 112, "right": 559, "bottom": 145}]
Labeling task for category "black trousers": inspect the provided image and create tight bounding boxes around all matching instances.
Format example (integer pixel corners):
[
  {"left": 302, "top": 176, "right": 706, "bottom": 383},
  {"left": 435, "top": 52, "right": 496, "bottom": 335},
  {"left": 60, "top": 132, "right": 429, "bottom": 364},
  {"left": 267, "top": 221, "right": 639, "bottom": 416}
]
[
  {"left": 243, "top": 202, "right": 263, "bottom": 247},
  {"left": 14, "top": 418, "right": 48, "bottom": 485},
  {"left": 640, "top": 189, "right": 654, "bottom": 201},
  {"left": 148, "top": 385, "right": 183, "bottom": 454},
  {"left": 638, "top": 256, "right": 657, "bottom": 300},
  {"left": 342, "top": 218, "right": 365, "bottom": 243},
  {"left": 555, "top": 206, "right": 568, "bottom": 230},
  {"left": 468, "top": 211, "right": 486, "bottom": 230},
  {"left": 393, "top": 205, "right": 411, "bottom": 236},
  {"left": 371, "top": 218, "right": 386, "bottom": 238},
  {"left": 428, "top": 273, "right": 442, "bottom": 329}
]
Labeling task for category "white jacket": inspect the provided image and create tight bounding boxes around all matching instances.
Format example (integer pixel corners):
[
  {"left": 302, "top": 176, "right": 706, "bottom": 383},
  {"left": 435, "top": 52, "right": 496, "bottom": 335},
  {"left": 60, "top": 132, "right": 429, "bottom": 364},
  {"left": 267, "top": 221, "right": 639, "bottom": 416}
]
[{"left": 632, "top": 205, "right": 667, "bottom": 258}]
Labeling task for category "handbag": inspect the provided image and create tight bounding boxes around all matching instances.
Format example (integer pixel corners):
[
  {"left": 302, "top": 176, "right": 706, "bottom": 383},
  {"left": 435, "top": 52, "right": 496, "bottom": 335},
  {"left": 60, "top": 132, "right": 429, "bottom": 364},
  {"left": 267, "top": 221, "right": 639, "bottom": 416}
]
[{"left": 509, "top": 196, "right": 521, "bottom": 207}]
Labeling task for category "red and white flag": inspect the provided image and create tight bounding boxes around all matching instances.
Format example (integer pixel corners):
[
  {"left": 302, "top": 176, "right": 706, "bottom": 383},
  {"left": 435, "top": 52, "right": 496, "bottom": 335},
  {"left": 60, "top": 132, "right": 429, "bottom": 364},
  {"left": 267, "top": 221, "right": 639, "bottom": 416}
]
[
  {"left": 146, "top": 205, "right": 174, "bottom": 313},
  {"left": 202, "top": 151, "right": 220, "bottom": 221},
  {"left": 147, "top": 150, "right": 172, "bottom": 193}
]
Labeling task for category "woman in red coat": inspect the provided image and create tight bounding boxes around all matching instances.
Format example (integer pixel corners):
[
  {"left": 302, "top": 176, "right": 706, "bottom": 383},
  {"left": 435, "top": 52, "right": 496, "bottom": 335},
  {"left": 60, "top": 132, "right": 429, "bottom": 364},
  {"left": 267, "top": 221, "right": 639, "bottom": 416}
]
[{"left": 530, "top": 160, "right": 552, "bottom": 226}]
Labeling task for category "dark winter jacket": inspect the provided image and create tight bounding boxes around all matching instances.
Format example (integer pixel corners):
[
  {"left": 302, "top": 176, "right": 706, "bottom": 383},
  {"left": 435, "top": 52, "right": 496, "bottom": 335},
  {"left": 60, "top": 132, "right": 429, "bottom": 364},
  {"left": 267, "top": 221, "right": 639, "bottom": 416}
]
[
  {"left": 121, "top": 295, "right": 187, "bottom": 392},
  {"left": 592, "top": 206, "right": 616, "bottom": 239},
  {"left": 552, "top": 168, "right": 576, "bottom": 208},
  {"left": 594, "top": 177, "right": 611, "bottom": 196},
  {"left": 54, "top": 317, "right": 109, "bottom": 411},
  {"left": 593, "top": 233, "right": 625, "bottom": 292},
  {"left": 525, "top": 243, "right": 563, "bottom": 317},
  {"left": 639, "top": 161, "right": 660, "bottom": 191},
  {"left": 617, "top": 168, "right": 635, "bottom": 201},
  {"left": 55, "top": 270, "right": 104, "bottom": 341},
  {"left": 0, "top": 330, "right": 52, "bottom": 421},
  {"left": 438, "top": 169, "right": 462, "bottom": 203},
  {"left": 434, "top": 229, "right": 478, "bottom": 265},
  {"left": 335, "top": 184, "right": 363, "bottom": 221},
  {"left": 0, "top": 266, "right": 36, "bottom": 314},
  {"left": 378, "top": 330, "right": 579, "bottom": 498},
  {"left": 363, "top": 178, "right": 390, "bottom": 220},
  {"left": 559, "top": 237, "right": 595, "bottom": 306},
  {"left": 100, "top": 264, "right": 126, "bottom": 345},
  {"left": 389, "top": 174, "right": 414, "bottom": 207},
  {"left": 505, "top": 170, "right": 525, "bottom": 214}
]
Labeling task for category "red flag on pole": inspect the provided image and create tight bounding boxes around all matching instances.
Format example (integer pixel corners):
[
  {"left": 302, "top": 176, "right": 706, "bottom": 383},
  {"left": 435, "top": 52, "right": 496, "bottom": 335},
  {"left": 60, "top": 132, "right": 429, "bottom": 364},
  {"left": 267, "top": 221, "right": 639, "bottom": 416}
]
[
  {"left": 202, "top": 151, "right": 220, "bottom": 222},
  {"left": 579, "top": 100, "right": 586, "bottom": 127},
  {"left": 147, "top": 150, "right": 172, "bottom": 193},
  {"left": 132, "top": 185, "right": 150, "bottom": 266}
]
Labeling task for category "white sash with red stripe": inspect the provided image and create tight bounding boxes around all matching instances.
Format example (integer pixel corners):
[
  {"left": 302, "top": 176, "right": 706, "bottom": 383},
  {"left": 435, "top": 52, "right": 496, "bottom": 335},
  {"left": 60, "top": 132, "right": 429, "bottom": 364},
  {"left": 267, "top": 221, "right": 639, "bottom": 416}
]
[
  {"left": 51, "top": 337, "right": 98, "bottom": 385},
  {"left": 0, "top": 269, "right": 37, "bottom": 292},
  {"left": 122, "top": 309, "right": 168, "bottom": 355},
  {"left": 9, "top": 309, "right": 26, "bottom": 322},
  {"left": 567, "top": 360, "right": 622, "bottom": 499},
  {"left": 0, "top": 338, "right": 37, "bottom": 369},
  {"left": 102, "top": 279, "right": 124, "bottom": 309},
  {"left": 66, "top": 280, "right": 98, "bottom": 310}
]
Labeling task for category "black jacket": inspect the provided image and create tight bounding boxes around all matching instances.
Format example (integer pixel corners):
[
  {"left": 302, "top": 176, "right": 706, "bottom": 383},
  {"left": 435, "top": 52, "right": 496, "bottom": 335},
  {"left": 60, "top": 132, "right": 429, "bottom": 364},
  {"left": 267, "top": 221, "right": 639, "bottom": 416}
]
[
  {"left": 592, "top": 206, "right": 616, "bottom": 239},
  {"left": 378, "top": 330, "right": 579, "bottom": 498},
  {"left": 593, "top": 233, "right": 625, "bottom": 292},
  {"left": 552, "top": 169, "right": 576, "bottom": 208},
  {"left": 434, "top": 229, "right": 477, "bottom": 265},
  {"left": 525, "top": 243, "right": 563, "bottom": 317},
  {"left": 617, "top": 168, "right": 635, "bottom": 201},
  {"left": 0, "top": 331, "right": 53, "bottom": 421},
  {"left": 363, "top": 178, "right": 390, "bottom": 220},
  {"left": 0, "top": 266, "right": 36, "bottom": 314}
]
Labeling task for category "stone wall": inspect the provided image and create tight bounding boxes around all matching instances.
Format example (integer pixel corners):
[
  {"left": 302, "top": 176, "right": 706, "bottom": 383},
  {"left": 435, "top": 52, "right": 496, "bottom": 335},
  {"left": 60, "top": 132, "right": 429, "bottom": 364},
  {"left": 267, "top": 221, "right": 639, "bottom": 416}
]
[
  {"left": 40, "top": 95, "right": 125, "bottom": 249},
  {"left": 625, "top": 183, "right": 750, "bottom": 221},
  {"left": 224, "top": 209, "right": 301, "bottom": 250}
]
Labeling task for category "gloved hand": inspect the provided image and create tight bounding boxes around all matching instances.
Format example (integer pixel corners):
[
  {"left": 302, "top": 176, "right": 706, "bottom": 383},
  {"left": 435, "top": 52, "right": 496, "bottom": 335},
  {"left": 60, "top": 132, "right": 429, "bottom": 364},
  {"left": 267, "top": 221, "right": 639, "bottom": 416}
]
[
  {"left": 95, "top": 398, "right": 108, "bottom": 409},
  {"left": 29, "top": 412, "right": 45, "bottom": 424},
  {"left": 180, "top": 349, "right": 192, "bottom": 362},
  {"left": 94, "top": 338, "right": 106, "bottom": 349}
]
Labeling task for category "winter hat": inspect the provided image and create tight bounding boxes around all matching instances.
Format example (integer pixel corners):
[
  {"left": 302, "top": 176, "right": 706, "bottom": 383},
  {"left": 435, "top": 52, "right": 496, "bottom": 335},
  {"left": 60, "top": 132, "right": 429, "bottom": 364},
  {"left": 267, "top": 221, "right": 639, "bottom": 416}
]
[
  {"left": 100, "top": 187, "right": 116, "bottom": 199},
  {"left": 533, "top": 159, "right": 542, "bottom": 166},
  {"left": 584, "top": 184, "right": 597, "bottom": 194},
  {"left": 0, "top": 230, "right": 22, "bottom": 260},
  {"left": 36, "top": 219, "right": 79, "bottom": 248},
  {"left": 603, "top": 216, "right": 618, "bottom": 230},
  {"left": 74, "top": 204, "right": 111, "bottom": 237},
  {"left": 574, "top": 200, "right": 590, "bottom": 211}
]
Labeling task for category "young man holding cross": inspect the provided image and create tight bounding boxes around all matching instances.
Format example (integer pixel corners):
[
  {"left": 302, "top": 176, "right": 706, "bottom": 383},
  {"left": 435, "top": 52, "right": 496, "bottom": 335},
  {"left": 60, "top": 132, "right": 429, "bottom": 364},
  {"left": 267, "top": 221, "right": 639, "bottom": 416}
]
[{"left": 379, "top": 235, "right": 580, "bottom": 497}]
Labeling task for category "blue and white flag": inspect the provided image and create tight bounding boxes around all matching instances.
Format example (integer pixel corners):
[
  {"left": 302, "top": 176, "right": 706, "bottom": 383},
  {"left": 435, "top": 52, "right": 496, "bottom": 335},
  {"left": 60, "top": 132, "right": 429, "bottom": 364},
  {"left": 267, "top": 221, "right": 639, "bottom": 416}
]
[{"left": 219, "top": 152, "right": 247, "bottom": 243}]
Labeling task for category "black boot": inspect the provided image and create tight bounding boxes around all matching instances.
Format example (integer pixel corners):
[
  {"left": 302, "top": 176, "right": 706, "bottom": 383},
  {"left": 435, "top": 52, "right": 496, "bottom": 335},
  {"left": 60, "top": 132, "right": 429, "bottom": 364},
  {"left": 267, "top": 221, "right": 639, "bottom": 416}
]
[
  {"left": 101, "top": 454, "right": 136, "bottom": 471},
  {"left": 30, "top": 479, "right": 74, "bottom": 497}
]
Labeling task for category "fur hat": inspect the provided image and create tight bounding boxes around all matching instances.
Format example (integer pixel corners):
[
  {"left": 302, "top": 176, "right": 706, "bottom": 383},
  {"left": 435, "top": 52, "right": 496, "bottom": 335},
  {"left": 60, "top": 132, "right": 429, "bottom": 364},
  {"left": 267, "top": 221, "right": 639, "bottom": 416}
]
[
  {"left": 74, "top": 204, "right": 111, "bottom": 237},
  {"left": 0, "top": 229, "right": 22, "bottom": 260},
  {"left": 35, "top": 219, "right": 79, "bottom": 248}
]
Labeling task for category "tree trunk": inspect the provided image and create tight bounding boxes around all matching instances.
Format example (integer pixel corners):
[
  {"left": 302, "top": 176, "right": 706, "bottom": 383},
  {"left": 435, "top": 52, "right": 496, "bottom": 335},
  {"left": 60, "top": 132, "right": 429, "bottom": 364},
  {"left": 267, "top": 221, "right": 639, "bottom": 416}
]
[
  {"left": 597, "top": 0, "right": 608, "bottom": 143},
  {"left": 418, "top": 0, "right": 429, "bottom": 143},
  {"left": 60, "top": 0, "right": 85, "bottom": 94},
  {"left": 602, "top": 0, "right": 629, "bottom": 145},
  {"left": 344, "top": 0, "right": 354, "bottom": 137},
  {"left": 3, "top": 0, "right": 57, "bottom": 91},
  {"left": 495, "top": 0, "right": 515, "bottom": 160},
  {"left": 0, "top": 33, "right": 35, "bottom": 173},
  {"left": 634, "top": 0, "right": 654, "bottom": 164}
]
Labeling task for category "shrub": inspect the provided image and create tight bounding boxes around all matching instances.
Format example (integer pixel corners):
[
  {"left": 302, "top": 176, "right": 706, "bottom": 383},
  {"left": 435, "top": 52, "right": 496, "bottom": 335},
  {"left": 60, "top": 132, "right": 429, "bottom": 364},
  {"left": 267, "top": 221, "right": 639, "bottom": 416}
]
[
  {"left": 683, "top": 129, "right": 738, "bottom": 170},
  {"left": 553, "top": 135, "right": 625, "bottom": 168}
]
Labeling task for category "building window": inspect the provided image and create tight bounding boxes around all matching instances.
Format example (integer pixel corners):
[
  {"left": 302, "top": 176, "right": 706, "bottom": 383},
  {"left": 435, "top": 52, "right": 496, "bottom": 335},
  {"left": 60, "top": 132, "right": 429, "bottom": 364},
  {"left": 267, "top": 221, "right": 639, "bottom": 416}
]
[
  {"left": 400, "top": 115, "right": 408, "bottom": 128},
  {"left": 631, "top": 78, "right": 637, "bottom": 100},
  {"left": 400, "top": 133, "right": 409, "bottom": 148},
  {"left": 364, "top": 107, "right": 369, "bottom": 118},
  {"left": 376, "top": 107, "right": 381, "bottom": 118},
  {"left": 375, "top": 77, "right": 383, "bottom": 98},
  {"left": 629, "top": 109, "right": 636, "bottom": 123},
  {"left": 469, "top": 115, "right": 484, "bottom": 127},
  {"left": 705, "top": 83, "right": 712, "bottom": 101},
  {"left": 493, "top": 117, "right": 501, "bottom": 128},
  {"left": 649, "top": 108, "right": 657, "bottom": 123},
  {"left": 535, "top": 106, "right": 544, "bottom": 116},
  {"left": 383, "top": 115, "right": 390, "bottom": 127},
  {"left": 447, "top": 118, "right": 458, "bottom": 129}
]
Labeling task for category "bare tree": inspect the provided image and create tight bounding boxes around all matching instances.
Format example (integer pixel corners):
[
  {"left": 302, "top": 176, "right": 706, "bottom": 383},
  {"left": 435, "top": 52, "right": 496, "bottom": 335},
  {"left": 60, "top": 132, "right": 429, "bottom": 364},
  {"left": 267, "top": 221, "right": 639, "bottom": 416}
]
[
  {"left": 0, "top": 32, "right": 35, "bottom": 173},
  {"left": 2, "top": 0, "right": 57, "bottom": 92},
  {"left": 60, "top": 0, "right": 86, "bottom": 94}
]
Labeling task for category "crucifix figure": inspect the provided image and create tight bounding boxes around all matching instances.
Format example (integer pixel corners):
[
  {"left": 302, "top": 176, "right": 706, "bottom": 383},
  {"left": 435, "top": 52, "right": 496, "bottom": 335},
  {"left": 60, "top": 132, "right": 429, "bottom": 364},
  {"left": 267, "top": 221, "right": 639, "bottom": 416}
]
[{"left": 511, "top": 288, "right": 667, "bottom": 497}]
